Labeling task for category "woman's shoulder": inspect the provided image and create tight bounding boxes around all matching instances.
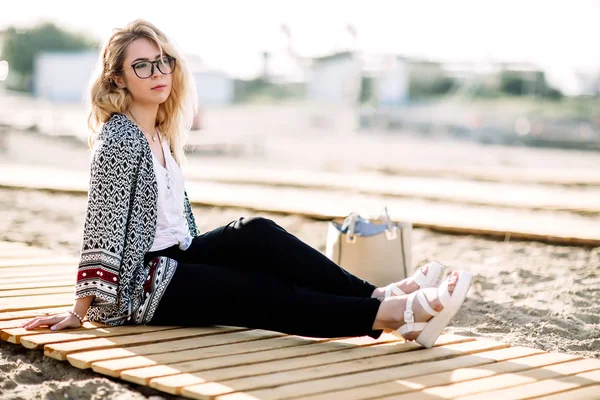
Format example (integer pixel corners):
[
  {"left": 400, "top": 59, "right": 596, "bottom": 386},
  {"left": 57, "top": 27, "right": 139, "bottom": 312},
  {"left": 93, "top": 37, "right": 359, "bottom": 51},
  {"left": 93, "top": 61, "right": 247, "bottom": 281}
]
[
  {"left": 100, "top": 113, "right": 142, "bottom": 143},
  {"left": 96, "top": 113, "right": 143, "bottom": 152},
  {"left": 91, "top": 114, "right": 145, "bottom": 162}
]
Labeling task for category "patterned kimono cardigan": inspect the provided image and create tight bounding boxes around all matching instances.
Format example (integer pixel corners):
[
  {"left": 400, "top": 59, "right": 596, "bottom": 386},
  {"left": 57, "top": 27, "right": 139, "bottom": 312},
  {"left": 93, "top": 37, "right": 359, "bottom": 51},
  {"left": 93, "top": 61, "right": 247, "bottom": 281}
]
[{"left": 75, "top": 113, "right": 199, "bottom": 325}]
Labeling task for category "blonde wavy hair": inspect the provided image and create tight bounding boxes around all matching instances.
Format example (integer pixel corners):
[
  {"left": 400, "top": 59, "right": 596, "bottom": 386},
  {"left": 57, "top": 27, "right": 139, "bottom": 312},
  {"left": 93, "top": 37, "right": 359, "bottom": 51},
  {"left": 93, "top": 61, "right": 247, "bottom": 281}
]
[{"left": 87, "top": 19, "right": 197, "bottom": 165}]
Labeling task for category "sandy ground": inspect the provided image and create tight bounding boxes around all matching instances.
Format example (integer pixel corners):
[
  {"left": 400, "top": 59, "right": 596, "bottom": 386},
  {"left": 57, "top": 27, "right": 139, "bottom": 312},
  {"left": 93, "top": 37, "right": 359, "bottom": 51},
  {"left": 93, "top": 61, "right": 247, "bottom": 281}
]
[
  {"left": 0, "top": 102, "right": 599, "bottom": 398},
  {"left": 0, "top": 186, "right": 598, "bottom": 399}
]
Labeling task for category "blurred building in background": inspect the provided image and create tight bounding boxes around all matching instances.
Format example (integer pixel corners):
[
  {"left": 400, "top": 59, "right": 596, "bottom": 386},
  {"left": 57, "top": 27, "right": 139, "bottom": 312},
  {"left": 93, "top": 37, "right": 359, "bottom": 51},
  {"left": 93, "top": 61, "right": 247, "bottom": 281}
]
[
  {"left": 306, "top": 51, "right": 362, "bottom": 105},
  {"left": 373, "top": 55, "right": 409, "bottom": 106},
  {"left": 0, "top": 30, "right": 6, "bottom": 58},
  {"left": 30, "top": 49, "right": 237, "bottom": 106},
  {"left": 187, "top": 54, "right": 235, "bottom": 106},
  {"left": 193, "top": 70, "right": 235, "bottom": 106},
  {"left": 33, "top": 50, "right": 97, "bottom": 101}
]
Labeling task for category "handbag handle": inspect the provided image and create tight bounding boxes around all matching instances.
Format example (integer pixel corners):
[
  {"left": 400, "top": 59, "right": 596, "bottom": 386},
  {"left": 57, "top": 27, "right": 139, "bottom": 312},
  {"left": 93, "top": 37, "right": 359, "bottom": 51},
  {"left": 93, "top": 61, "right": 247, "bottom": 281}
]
[
  {"left": 346, "top": 212, "right": 358, "bottom": 243},
  {"left": 383, "top": 206, "right": 398, "bottom": 240}
]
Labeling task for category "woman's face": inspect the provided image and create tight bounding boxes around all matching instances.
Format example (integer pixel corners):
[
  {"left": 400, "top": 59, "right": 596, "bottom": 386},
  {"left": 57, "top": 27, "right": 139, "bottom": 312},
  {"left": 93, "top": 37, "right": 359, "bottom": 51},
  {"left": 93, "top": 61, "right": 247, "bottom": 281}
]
[{"left": 115, "top": 38, "right": 173, "bottom": 106}]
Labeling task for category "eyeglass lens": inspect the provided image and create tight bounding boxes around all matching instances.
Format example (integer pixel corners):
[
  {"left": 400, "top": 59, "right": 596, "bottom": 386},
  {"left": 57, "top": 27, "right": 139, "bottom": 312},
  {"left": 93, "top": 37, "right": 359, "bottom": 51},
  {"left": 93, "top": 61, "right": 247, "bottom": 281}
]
[{"left": 132, "top": 57, "right": 175, "bottom": 78}]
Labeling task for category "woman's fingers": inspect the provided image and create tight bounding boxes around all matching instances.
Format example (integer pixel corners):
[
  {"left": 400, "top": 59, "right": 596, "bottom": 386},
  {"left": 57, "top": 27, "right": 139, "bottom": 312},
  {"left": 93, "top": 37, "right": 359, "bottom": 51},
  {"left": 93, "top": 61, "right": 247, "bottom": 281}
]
[
  {"left": 22, "top": 317, "right": 48, "bottom": 329},
  {"left": 54, "top": 314, "right": 82, "bottom": 331},
  {"left": 50, "top": 318, "right": 70, "bottom": 331},
  {"left": 21, "top": 316, "right": 59, "bottom": 330},
  {"left": 18, "top": 313, "right": 80, "bottom": 331},
  {"left": 19, "top": 316, "right": 41, "bottom": 328}
]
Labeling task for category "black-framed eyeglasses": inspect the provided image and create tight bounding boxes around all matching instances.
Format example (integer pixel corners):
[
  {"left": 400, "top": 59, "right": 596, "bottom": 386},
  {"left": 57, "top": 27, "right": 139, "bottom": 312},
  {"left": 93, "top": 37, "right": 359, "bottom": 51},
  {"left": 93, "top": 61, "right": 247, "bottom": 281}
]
[{"left": 121, "top": 56, "right": 176, "bottom": 79}]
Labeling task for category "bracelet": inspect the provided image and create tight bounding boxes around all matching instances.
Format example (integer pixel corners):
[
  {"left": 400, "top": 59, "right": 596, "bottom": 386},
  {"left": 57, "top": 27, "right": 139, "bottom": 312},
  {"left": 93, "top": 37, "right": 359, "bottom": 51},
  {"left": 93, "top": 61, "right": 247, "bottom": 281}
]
[{"left": 68, "top": 310, "right": 84, "bottom": 325}]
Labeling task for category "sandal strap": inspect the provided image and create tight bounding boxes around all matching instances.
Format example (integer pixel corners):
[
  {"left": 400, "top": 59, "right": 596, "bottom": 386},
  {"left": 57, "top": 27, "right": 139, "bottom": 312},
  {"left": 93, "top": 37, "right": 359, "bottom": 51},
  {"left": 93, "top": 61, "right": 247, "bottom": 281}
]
[
  {"left": 396, "top": 289, "right": 439, "bottom": 336},
  {"left": 384, "top": 283, "right": 407, "bottom": 298},
  {"left": 416, "top": 290, "right": 439, "bottom": 317},
  {"left": 438, "top": 279, "right": 452, "bottom": 308},
  {"left": 402, "top": 291, "right": 417, "bottom": 333},
  {"left": 397, "top": 322, "right": 427, "bottom": 336},
  {"left": 412, "top": 265, "right": 429, "bottom": 288}
]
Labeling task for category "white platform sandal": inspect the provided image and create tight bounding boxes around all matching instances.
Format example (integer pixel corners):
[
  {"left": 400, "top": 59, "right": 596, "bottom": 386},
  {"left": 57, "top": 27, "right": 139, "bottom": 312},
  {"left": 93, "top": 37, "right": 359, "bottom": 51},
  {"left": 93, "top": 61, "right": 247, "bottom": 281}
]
[
  {"left": 384, "top": 261, "right": 446, "bottom": 298},
  {"left": 393, "top": 270, "right": 472, "bottom": 348}
]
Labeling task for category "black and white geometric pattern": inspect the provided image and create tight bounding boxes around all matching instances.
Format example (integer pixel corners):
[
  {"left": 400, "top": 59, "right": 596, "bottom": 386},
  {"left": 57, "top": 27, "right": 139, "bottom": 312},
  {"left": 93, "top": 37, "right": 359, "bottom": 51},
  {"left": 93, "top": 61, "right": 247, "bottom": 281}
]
[
  {"left": 76, "top": 113, "right": 199, "bottom": 326},
  {"left": 134, "top": 256, "right": 178, "bottom": 324}
]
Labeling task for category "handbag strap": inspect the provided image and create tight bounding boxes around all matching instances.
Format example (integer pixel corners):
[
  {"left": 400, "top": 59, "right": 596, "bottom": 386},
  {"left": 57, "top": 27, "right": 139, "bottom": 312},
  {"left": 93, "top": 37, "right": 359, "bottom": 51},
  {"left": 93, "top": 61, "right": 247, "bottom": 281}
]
[
  {"left": 346, "top": 212, "right": 358, "bottom": 243},
  {"left": 383, "top": 206, "right": 394, "bottom": 231},
  {"left": 383, "top": 206, "right": 397, "bottom": 240}
]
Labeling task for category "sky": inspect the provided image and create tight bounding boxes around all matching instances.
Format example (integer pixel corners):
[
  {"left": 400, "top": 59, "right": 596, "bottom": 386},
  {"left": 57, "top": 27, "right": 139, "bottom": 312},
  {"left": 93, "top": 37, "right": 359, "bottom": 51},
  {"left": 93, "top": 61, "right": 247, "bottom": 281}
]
[{"left": 2, "top": 0, "right": 600, "bottom": 94}]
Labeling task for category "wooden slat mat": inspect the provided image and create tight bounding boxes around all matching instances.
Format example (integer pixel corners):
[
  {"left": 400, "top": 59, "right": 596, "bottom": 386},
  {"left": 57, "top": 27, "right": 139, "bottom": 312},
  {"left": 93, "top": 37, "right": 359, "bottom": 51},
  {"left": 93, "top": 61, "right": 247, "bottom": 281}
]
[
  {"left": 2, "top": 242, "right": 598, "bottom": 399},
  {"left": 1, "top": 164, "right": 599, "bottom": 247}
]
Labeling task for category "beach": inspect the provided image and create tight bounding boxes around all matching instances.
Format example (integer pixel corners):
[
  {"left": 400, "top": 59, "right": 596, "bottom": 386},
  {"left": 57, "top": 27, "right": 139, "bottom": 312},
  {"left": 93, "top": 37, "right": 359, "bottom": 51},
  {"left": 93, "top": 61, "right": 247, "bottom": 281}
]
[{"left": 0, "top": 102, "right": 599, "bottom": 399}]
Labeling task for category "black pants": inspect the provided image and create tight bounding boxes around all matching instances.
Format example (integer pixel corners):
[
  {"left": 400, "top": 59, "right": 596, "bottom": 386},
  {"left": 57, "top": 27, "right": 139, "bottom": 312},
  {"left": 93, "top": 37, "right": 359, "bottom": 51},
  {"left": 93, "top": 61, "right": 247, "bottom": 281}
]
[{"left": 145, "top": 217, "right": 383, "bottom": 339}]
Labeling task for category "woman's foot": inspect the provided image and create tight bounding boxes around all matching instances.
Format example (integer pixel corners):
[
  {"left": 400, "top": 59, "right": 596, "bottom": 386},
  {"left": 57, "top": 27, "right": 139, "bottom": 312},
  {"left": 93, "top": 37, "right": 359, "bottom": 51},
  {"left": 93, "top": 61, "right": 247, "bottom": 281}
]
[
  {"left": 373, "top": 271, "right": 460, "bottom": 340},
  {"left": 371, "top": 262, "right": 443, "bottom": 299}
]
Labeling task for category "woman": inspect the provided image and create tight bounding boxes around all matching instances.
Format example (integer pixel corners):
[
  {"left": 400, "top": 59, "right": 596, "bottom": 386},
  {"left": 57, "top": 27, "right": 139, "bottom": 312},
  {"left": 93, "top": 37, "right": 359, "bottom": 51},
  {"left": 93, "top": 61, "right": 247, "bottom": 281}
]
[{"left": 21, "top": 19, "right": 471, "bottom": 348}]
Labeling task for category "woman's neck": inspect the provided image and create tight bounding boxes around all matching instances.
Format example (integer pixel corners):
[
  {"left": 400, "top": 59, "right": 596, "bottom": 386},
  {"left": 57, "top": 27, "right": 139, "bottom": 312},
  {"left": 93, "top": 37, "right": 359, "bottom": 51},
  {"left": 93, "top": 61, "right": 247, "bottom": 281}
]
[{"left": 126, "top": 103, "right": 159, "bottom": 133}]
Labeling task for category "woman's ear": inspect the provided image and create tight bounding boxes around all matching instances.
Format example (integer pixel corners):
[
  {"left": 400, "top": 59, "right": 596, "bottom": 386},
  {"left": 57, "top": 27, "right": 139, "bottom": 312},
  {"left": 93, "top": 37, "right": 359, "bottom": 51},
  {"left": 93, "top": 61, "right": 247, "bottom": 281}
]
[{"left": 112, "top": 74, "right": 126, "bottom": 89}]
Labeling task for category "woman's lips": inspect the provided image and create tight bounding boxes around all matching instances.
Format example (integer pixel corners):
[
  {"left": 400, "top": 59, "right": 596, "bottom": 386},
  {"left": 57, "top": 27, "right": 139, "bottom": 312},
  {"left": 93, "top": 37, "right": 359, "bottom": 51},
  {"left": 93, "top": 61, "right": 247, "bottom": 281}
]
[{"left": 151, "top": 85, "right": 166, "bottom": 90}]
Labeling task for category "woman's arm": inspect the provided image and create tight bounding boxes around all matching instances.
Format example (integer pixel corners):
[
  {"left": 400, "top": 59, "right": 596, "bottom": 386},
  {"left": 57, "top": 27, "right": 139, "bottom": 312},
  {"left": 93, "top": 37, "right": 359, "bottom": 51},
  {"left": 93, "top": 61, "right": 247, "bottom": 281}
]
[
  {"left": 76, "top": 133, "right": 138, "bottom": 305},
  {"left": 20, "top": 295, "right": 95, "bottom": 331},
  {"left": 73, "top": 295, "right": 95, "bottom": 319},
  {"left": 21, "top": 131, "right": 139, "bottom": 330}
]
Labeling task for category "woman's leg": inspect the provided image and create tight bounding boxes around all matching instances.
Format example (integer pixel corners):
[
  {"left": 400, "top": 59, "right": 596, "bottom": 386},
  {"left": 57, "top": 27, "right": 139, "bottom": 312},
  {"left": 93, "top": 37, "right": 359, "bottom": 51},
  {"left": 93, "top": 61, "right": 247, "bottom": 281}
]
[
  {"left": 150, "top": 261, "right": 383, "bottom": 339},
  {"left": 179, "top": 217, "right": 377, "bottom": 298}
]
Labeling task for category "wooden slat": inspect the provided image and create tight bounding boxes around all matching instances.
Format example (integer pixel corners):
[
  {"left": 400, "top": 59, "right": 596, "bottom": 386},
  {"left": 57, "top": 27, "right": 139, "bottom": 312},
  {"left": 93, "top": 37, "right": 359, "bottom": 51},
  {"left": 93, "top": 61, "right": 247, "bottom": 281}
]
[
  {"left": 457, "top": 367, "right": 600, "bottom": 400},
  {"left": 92, "top": 333, "right": 402, "bottom": 378},
  {"left": 0, "top": 249, "right": 55, "bottom": 258},
  {"left": 0, "top": 242, "right": 39, "bottom": 251},
  {"left": 400, "top": 358, "right": 600, "bottom": 399},
  {"left": 182, "top": 181, "right": 600, "bottom": 247},
  {"left": 342, "top": 352, "right": 581, "bottom": 400},
  {"left": 21, "top": 325, "right": 182, "bottom": 350},
  {"left": 231, "top": 346, "right": 551, "bottom": 400},
  {"left": 91, "top": 330, "right": 288, "bottom": 376},
  {"left": 69, "top": 329, "right": 290, "bottom": 369},
  {"left": 536, "top": 384, "right": 600, "bottom": 399},
  {"left": 0, "top": 275, "right": 75, "bottom": 288},
  {"left": 0, "top": 286, "right": 74, "bottom": 298},
  {"left": 184, "top": 165, "right": 600, "bottom": 214},
  {"left": 0, "top": 293, "right": 74, "bottom": 312},
  {"left": 158, "top": 336, "right": 490, "bottom": 396},
  {"left": 44, "top": 326, "right": 245, "bottom": 360},
  {"left": 364, "top": 164, "right": 600, "bottom": 187},
  {"left": 0, "top": 242, "right": 57, "bottom": 253},
  {"left": 0, "top": 257, "right": 77, "bottom": 268},
  {"left": 121, "top": 333, "right": 417, "bottom": 386},
  {"left": 1, "top": 322, "right": 106, "bottom": 343},
  {"left": 1, "top": 273, "right": 74, "bottom": 283},
  {"left": 0, "top": 318, "right": 35, "bottom": 330},
  {"left": 3, "top": 165, "right": 600, "bottom": 247},
  {"left": 0, "top": 306, "right": 70, "bottom": 321},
  {"left": 0, "top": 264, "right": 75, "bottom": 277}
]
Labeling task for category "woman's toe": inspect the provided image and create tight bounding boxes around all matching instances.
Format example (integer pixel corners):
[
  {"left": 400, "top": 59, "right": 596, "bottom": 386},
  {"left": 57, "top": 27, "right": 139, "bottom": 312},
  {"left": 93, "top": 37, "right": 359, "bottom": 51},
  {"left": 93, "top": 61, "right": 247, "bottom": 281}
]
[{"left": 447, "top": 271, "right": 460, "bottom": 293}]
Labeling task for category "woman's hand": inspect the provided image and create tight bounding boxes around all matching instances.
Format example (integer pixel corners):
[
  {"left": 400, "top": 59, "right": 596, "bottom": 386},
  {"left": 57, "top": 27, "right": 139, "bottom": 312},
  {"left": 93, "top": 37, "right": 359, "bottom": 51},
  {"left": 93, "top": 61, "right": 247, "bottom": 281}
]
[{"left": 19, "top": 312, "right": 82, "bottom": 331}]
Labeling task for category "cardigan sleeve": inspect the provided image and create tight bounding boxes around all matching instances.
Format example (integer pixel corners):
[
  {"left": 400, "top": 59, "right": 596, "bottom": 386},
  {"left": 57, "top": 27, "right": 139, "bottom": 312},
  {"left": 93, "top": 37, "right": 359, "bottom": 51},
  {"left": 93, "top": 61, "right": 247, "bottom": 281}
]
[{"left": 75, "top": 135, "right": 139, "bottom": 305}]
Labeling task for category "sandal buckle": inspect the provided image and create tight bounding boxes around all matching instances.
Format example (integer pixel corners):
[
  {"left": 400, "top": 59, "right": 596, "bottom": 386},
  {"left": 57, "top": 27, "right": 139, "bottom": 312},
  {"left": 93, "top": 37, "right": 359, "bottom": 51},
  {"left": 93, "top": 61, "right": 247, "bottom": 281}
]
[{"left": 404, "top": 310, "right": 414, "bottom": 323}]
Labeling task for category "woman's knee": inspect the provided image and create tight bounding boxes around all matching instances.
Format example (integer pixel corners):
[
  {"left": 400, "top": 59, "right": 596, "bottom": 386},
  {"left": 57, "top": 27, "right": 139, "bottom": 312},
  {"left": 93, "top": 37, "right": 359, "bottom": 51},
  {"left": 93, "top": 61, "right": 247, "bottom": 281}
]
[{"left": 235, "top": 216, "right": 279, "bottom": 233}]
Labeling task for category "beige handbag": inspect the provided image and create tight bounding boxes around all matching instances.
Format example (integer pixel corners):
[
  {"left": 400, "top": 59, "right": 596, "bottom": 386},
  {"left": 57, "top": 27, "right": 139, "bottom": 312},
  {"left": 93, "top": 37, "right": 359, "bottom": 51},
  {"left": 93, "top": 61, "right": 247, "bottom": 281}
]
[{"left": 325, "top": 208, "right": 413, "bottom": 286}]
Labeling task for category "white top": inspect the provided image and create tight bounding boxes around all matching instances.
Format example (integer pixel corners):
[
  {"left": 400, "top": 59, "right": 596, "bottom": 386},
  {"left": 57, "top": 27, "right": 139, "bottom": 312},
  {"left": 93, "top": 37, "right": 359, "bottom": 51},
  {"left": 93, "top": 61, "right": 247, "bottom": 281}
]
[{"left": 149, "top": 137, "right": 193, "bottom": 252}]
